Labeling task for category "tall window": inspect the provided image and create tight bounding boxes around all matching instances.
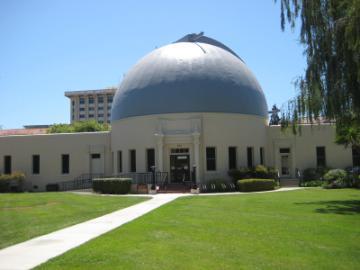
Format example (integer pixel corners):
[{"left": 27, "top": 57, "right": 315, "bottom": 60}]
[
  {"left": 79, "top": 97, "right": 85, "bottom": 104},
  {"left": 260, "top": 147, "right": 264, "bottom": 165},
  {"left": 4, "top": 156, "right": 11, "bottom": 174},
  {"left": 228, "top": 147, "right": 237, "bottom": 170},
  {"left": 247, "top": 147, "right": 253, "bottom": 168},
  {"left": 97, "top": 96, "right": 104, "bottom": 104},
  {"left": 129, "top": 150, "right": 136, "bottom": 172},
  {"left": 107, "top": 95, "right": 113, "bottom": 103},
  {"left": 117, "top": 151, "right": 122, "bottom": 173},
  {"left": 206, "top": 147, "right": 216, "bottom": 171},
  {"left": 316, "top": 147, "right": 326, "bottom": 167},
  {"left": 88, "top": 96, "right": 94, "bottom": 104},
  {"left": 352, "top": 147, "right": 360, "bottom": 167},
  {"left": 146, "top": 149, "right": 155, "bottom": 172},
  {"left": 32, "top": 155, "right": 40, "bottom": 174},
  {"left": 61, "top": 154, "right": 70, "bottom": 174}
]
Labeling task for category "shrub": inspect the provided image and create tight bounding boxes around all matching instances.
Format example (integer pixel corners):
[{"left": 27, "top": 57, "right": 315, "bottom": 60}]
[
  {"left": 237, "top": 179, "right": 275, "bottom": 192},
  {"left": 302, "top": 168, "right": 321, "bottom": 181},
  {"left": 0, "top": 172, "right": 25, "bottom": 192},
  {"left": 254, "top": 165, "right": 268, "bottom": 178},
  {"left": 228, "top": 166, "right": 277, "bottom": 182},
  {"left": 46, "top": 184, "right": 60, "bottom": 192},
  {"left": 93, "top": 178, "right": 132, "bottom": 194},
  {"left": 323, "top": 169, "right": 349, "bottom": 188},
  {"left": 300, "top": 180, "right": 325, "bottom": 187}
]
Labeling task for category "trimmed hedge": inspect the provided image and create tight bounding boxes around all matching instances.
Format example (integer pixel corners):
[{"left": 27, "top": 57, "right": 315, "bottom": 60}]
[
  {"left": 200, "top": 179, "right": 236, "bottom": 193},
  {"left": 92, "top": 178, "right": 132, "bottom": 194},
  {"left": 237, "top": 179, "right": 275, "bottom": 192},
  {"left": 228, "top": 166, "right": 277, "bottom": 182}
]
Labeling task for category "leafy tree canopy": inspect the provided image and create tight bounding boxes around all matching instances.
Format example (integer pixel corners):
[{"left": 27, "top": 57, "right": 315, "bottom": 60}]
[
  {"left": 47, "top": 120, "right": 110, "bottom": 133},
  {"left": 277, "top": 0, "right": 360, "bottom": 149}
]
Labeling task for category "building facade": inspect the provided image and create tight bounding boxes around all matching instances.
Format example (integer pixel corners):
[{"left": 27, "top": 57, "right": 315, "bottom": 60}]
[
  {"left": 65, "top": 88, "right": 116, "bottom": 123},
  {"left": 1, "top": 33, "right": 359, "bottom": 191}
]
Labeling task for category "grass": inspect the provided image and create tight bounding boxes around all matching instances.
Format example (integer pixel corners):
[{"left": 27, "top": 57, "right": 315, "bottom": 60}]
[
  {"left": 37, "top": 189, "right": 360, "bottom": 270},
  {"left": 0, "top": 192, "right": 148, "bottom": 249}
]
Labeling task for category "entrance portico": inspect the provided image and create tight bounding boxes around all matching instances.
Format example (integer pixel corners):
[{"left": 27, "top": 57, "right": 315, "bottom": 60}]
[{"left": 154, "top": 117, "right": 202, "bottom": 184}]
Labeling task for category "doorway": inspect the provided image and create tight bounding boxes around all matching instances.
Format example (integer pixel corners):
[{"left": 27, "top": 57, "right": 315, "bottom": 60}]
[
  {"left": 170, "top": 148, "right": 190, "bottom": 183},
  {"left": 91, "top": 153, "right": 104, "bottom": 175},
  {"left": 279, "top": 148, "right": 291, "bottom": 177}
]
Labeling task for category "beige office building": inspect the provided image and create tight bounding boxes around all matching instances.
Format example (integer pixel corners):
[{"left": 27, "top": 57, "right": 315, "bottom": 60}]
[
  {"left": 65, "top": 88, "right": 116, "bottom": 123},
  {"left": 1, "top": 33, "right": 359, "bottom": 191}
]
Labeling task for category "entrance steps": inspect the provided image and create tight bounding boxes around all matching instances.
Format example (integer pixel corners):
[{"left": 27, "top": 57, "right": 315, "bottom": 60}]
[
  {"left": 158, "top": 183, "right": 191, "bottom": 193},
  {"left": 280, "top": 178, "right": 300, "bottom": 187}
]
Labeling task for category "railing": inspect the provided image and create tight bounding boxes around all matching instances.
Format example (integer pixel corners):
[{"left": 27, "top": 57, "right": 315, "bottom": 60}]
[
  {"left": 57, "top": 172, "right": 169, "bottom": 191},
  {"left": 58, "top": 173, "right": 104, "bottom": 191}
]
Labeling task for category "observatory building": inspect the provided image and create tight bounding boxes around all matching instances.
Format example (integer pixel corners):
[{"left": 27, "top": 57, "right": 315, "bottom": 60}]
[{"left": 0, "top": 33, "right": 357, "bottom": 191}]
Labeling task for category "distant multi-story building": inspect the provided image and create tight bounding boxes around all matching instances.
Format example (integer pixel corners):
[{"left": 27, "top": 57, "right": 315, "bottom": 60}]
[{"left": 65, "top": 88, "right": 116, "bottom": 124}]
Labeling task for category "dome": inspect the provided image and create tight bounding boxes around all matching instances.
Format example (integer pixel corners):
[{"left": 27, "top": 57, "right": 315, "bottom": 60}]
[{"left": 111, "top": 33, "right": 268, "bottom": 121}]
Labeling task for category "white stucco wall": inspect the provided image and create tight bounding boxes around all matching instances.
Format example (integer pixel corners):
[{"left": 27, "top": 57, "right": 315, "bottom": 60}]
[
  {"left": 0, "top": 132, "right": 111, "bottom": 190},
  {"left": 267, "top": 124, "right": 353, "bottom": 177},
  {"left": 111, "top": 112, "right": 268, "bottom": 183}
]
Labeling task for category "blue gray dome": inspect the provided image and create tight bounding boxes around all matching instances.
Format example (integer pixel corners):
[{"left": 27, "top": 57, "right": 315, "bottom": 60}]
[{"left": 111, "top": 34, "right": 268, "bottom": 121}]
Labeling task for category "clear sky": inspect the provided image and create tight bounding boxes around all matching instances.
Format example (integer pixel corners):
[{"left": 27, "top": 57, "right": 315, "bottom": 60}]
[{"left": 0, "top": 0, "right": 305, "bottom": 129}]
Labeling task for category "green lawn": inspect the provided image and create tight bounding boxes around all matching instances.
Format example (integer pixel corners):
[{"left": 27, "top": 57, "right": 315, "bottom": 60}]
[
  {"left": 0, "top": 192, "right": 148, "bottom": 249},
  {"left": 37, "top": 189, "right": 360, "bottom": 270}
]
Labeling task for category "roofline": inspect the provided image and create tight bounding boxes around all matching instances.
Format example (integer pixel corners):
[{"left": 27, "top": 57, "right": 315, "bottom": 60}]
[
  {"left": 65, "top": 88, "right": 117, "bottom": 97},
  {"left": 0, "top": 131, "right": 111, "bottom": 138}
]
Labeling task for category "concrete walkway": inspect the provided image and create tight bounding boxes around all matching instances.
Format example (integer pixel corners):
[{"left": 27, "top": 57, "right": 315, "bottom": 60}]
[
  {"left": 0, "top": 187, "right": 301, "bottom": 270},
  {"left": 0, "top": 193, "right": 186, "bottom": 270}
]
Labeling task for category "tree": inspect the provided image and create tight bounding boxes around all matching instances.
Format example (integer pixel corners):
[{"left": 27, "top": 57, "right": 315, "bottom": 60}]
[
  {"left": 47, "top": 120, "right": 110, "bottom": 133},
  {"left": 277, "top": 0, "right": 360, "bottom": 149}
]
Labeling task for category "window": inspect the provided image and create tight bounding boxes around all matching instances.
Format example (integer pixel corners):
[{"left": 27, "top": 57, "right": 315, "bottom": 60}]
[
  {"left": 228, "top": 147, "right": 237, "bottom": 170},
  {"left": 107, "top": 113, "right": 111, "bottom": 117},
  {"left": 260, "top": 147, "right": 264, "bottom": 165},
  {"left": 80, "top": 108, "right": 85, "bottom": 112},
  {"left": 61, "top": 154, "right": 70, "bottom": 174},
  {"left": 98, "top": 106, "right": 103, "bottom": 111},
  {"left": 107, "top": 95, "right": 113, "bottom": 103},
  {"left": 32, "top": 155, "right": 40, "bottom": 174},
  {"left": 353, "top": 147, "right": 360, "bottom": 167},
  {"left": 98, "top": 113, "right": 104, "bottom": 117},
  {"left": 247, "top": 147, "right": 253, "bottom": 168},
  {"left": 79, "top": 115, "right": 85, "bottom": 119},
  {"left": 88, "top": 114, "right": 94, "bottom": 118},
  {"left": 146, "top": 149, "right": 155, "bottom": 172},
  {"left": 316, "top": 146, "right": 326, "bottom": 167},
  {"left": 91, "top": 153, "right": 100, "bottom": 159},
  {"left": 206, "top": 147, "right": 216, "bottom": 171},
  {"left": 88, "top": 96, "right": 94, "bottom": 104},
  {"left": 4, "top": 156, "right": 11, "bottom": 174},
  {"left": 279, "top": 148, "right": 290, "bottom": 153},
  {"left": 79, "top": 97, "right": 85, "bottom": 104},
  {"left": 117, "top": 151, "right": 122, "bottom": 173},
  {"left": 129, "top": 150, "right": 136, "bottom": 172},
  {"left": 89, "top": 107, "right": 94, "bottom": 111},
  {"left": 98, "top": 96, "right": 104, "bottom": 103},
  {"left": 71, "top": 100, "right": 75, "bottom": 106}
]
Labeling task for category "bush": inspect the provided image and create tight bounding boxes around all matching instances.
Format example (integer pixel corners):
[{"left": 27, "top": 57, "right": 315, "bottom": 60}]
[
  {"left": 254, "top": 165, "right": 268, "bottom": 178},
  {"left": 228, "top": 166, "right": 277, "bottom": 182},
  {"left": 46, "top": 184, "right": 60, "bottom": 192},
  {"left": 93, "top": 178, "right": 132, "bottom": 194},
  {"left": 302, "top": 167, "right": 330, "bottom": 182},
  {"left": 237, "top": 179, "right": 275, "bottom": 192},
  {"left": 323, "top": 169, "right": 349, "bottom": 188},
  {"left": 0, "top": 172, "right": 25, "bottom": 193},
  {"left": 300, "top": 180, "right": 325, "bottom": 187}
]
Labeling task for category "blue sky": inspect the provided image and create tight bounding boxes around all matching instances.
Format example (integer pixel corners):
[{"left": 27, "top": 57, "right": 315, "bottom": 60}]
[{"left": 0, "top": 0, "right": 305, "bottom": 129}]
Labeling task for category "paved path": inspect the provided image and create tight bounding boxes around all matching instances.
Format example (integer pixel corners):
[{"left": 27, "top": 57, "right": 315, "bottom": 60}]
[
  {"left": 0, "top": 194, "right": 185, "bottom": 270},
  {"left": 0, "top": 187, "right": 301, "bottom": 270}
]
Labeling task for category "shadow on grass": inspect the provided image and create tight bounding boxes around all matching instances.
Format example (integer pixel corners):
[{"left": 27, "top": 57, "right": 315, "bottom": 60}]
[{"left": 296, "top": 200, "right": 360, "bottom": 215}]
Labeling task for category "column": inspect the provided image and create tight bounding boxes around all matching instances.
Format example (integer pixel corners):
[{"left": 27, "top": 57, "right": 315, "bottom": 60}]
[
  {"left": 193, "top": 132, "right": 200, "bottom": 183},
  {"left": 155, "top": 133, "right": 164, "bottom": 171}
]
